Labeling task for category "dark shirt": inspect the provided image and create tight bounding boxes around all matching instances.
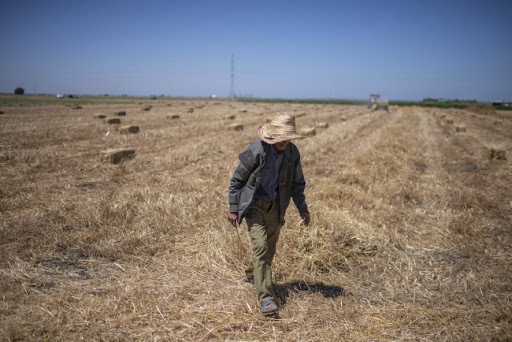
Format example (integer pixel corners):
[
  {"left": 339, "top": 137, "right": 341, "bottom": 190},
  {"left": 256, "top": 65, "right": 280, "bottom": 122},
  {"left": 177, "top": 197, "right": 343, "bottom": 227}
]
[{"left": 254, "top": 146, "right": 284, "bottom": 201}]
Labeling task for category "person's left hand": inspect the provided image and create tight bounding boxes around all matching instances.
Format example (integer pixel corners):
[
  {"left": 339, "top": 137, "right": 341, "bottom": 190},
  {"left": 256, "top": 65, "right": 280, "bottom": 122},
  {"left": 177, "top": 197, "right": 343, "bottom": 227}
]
[{"left": 300, "top": 212, "right": 311, "bottom": 226}]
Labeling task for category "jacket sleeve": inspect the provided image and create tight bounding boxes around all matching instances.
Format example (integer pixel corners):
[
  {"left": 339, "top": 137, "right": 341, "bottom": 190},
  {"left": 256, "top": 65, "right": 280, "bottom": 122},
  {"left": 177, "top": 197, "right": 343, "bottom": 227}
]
[
  {"left": 228, "top": 143, "right": 260, "bottom": 212},
  {"left": 290, "top": 148, "right": 308, "bottom": 214}
]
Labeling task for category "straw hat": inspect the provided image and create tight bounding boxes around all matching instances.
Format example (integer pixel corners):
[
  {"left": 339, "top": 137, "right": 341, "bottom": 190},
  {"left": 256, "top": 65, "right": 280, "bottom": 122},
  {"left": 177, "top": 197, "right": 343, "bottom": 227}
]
[{"left": 258, "top": 112, "right": 305, "bottom": 144}]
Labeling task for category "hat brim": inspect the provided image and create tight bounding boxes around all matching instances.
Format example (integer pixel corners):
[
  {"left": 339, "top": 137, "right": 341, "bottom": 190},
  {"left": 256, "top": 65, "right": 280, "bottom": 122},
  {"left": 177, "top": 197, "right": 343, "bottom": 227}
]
[{"left": 258, "top": 123, "right": 305, "bottom": 144}]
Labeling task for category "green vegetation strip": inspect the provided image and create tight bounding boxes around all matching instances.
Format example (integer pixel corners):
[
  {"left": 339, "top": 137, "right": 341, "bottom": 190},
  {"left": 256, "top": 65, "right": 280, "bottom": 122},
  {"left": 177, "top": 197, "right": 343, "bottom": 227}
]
[
  {"left": 0, "top": 98, "right": 135, "bottom": 106},
  {"left": 0, "top": 95, "right": 225, "bottom": 106},
  {"left": 237, "top": 98, "right": 365, "bottom": 105},
  {"left": 389, "top": 101, "right": 467, "bottom": 109},
  {"left": 493, "top": 105, "right": 512, "bottom": 111}
]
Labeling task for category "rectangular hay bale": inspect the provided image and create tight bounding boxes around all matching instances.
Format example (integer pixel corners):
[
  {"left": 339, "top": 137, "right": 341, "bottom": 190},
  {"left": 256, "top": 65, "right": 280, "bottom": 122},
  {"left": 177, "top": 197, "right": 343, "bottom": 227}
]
[
  {"left": 228, "top": 123, "right": 244, "bottom": 131},
  {"left": 301, "top": 127, "right": 317, "bottom": 136},
  {"left": 120, "top": 125, "right": 140, "bottom": 134},
  {"left": 104, "top": 118, "right": 121, "bottom": 124},
  {"left": 101, "top": 148, "right": 135, "bottom": 164},
  {"left": 115, "top": 111, "right": 126, "bottom": 116},
  {"left": 489, "top": 148, "right": 507, "bottom": 160}
]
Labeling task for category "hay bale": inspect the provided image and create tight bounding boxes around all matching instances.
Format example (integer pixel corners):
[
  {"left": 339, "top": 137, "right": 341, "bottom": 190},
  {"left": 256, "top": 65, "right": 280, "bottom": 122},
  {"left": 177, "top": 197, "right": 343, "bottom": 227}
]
[
  {"left": 340, "top": 117, "right": 347, "bottom": 122},
  {"left": 228, "top": 123, "right": 244, "bottom": 131},
  {"left": 316, "top": 122, "right": 329, "bottom": 129},
  {"left": 489, "top": 148, "right": 507, "bottom": 160},
  {"left": 376, "top": 99, "right": 389, "bottom": 111},
  {"left": 94, "top": 114, "right": 106, "bottom": 119},
  {"left": 223, "top": 114, "right": 236, "bottom": 120},
  {"left": 101, "top": 148, "right": 135, "bottom": 164},
  {"left": 115, "top": 111, "right": 126, "bottom": 116},
  {"left": 104, "top": 118, "right": 121, "bottom": 124},
  {"left": 296, "top": 113, "right": 307, "bottom": 118},
  {"left": 143, "top": 106, "right": 152, "bottom": 111},
  {"left": 0, "top": 111, "right": 4, "bottom": 115},
  {"left": 440, "top": 114, "right": 446, "bottom": 119},
  {"left": 119, "top": 125, "right": 140, "bottom": 134},
  {"left": 239, "top": 109, "right": 248, "bottom": 113},
  {"left": 456, "top": 126, "right": 466, "bottom": 132},
  {"left": 187, "top": 108, "right": 194, "bottom": 113},
  {"left": 446, "top": 119, "right": 454, "bottom": 124},
  {"left": 467, "top": 103, "right": 496, "bottom": 115},
  {"left": 168, "top": 115, "right": 180, "bottom": 119},
  {"left": 74, "top": 106, "right": 82, "bottom": 110},
  {"left": 301, "top": 127, "right": 317, "bottom": 136}
]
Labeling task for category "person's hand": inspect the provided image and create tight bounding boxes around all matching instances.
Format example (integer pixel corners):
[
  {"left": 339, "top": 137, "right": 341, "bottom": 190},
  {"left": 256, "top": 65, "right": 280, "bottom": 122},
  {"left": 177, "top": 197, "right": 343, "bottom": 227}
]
[
  {"left": 227, "top": 211, "right": 238, "bottom": 228},
  {"left": 300, "top": 212, "right": 310, "bottom": 226}
]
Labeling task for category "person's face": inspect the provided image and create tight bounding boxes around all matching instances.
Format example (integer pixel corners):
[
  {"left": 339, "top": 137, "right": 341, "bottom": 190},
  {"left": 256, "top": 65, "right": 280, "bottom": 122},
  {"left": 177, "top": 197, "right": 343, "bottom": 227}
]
[{"left": 274, "top": 140, "right": 290, "bottom": 151}]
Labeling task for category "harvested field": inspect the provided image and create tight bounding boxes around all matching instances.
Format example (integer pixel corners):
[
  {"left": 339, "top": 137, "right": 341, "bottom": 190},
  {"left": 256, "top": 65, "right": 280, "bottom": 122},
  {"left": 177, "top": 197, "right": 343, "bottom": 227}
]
[{"left": 0, "top": 98, "right": 511, "bottom": 341}]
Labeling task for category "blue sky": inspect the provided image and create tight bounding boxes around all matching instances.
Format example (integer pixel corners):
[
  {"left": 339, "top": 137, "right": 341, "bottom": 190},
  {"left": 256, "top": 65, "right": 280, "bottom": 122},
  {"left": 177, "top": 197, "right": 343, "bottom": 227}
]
[{"left": 1, "top": 0, "right": 511, "bottom": 101}]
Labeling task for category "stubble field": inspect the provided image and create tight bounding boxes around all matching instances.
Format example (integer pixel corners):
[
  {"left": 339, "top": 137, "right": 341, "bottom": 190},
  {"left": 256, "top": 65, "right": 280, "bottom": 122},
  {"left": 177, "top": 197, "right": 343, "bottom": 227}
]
[{"left": 0, "top": 97, "right": 511, "bottom": 341}]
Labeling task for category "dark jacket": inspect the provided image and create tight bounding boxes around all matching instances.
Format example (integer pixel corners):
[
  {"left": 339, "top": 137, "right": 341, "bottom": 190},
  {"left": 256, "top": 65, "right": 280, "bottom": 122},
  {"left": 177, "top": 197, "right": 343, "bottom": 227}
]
[{"left": 228, "top": 140, "right": 308, "bottom": 225}]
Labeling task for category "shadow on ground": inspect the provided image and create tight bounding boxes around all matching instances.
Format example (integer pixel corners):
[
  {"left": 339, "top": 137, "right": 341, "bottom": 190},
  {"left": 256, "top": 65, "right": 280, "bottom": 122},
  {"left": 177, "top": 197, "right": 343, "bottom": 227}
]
[{"left": 273, "top": 281, "right": 345, "bottom": 306}]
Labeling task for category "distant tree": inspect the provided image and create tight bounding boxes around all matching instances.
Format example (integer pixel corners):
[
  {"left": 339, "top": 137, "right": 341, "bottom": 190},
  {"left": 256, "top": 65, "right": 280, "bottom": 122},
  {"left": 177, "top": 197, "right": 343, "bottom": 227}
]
[{"left": 14, "top": 87, "right": 25, "bottom": 95}]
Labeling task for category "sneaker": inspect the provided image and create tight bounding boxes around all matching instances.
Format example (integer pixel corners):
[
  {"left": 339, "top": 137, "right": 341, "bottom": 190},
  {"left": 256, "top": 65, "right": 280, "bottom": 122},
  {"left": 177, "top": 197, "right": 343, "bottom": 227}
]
[{"left": 261, "top": 298, "right": 278, "bottom": 315}]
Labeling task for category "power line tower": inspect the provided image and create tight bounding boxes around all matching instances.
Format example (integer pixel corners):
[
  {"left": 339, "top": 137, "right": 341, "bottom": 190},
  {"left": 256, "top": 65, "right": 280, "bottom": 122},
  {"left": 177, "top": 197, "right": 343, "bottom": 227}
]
[{"left": 230, "top": 54, "right": 235, "bottom": 101}]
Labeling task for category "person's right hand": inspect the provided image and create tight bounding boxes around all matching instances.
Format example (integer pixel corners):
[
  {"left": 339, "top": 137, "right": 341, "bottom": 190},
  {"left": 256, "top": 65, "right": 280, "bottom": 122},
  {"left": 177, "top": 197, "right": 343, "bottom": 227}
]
[
  {"left": 227, "top": 211, "right": 238, "bottom": 228},
  {"left": 300, "top": 212, "right": 311, "bottom": 226}
]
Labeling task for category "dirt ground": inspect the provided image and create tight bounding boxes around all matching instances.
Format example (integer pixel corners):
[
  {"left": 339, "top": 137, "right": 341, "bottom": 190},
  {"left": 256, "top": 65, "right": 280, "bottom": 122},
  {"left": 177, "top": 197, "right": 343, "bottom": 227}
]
[{"left": 0, "top": 98, "right": 511, "bottom": 341}]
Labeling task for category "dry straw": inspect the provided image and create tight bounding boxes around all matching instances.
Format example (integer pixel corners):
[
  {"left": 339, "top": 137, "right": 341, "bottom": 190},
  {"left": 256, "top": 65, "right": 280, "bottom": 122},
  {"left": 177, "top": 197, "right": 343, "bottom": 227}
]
[{"left": 0, "top": 98, "right": 511, "bottom": 341}]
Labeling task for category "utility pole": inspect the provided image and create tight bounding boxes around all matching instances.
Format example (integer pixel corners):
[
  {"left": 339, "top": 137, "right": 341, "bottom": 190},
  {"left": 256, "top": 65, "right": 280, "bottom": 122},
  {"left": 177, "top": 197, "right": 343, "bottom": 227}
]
[{"left": 230, "top": 54, "right": 235, "bottom": 101}]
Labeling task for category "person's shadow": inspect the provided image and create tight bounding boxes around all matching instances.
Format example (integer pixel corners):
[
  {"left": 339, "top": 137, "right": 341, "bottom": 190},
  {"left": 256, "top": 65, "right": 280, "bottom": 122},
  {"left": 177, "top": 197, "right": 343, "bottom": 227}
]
[{"left": 273, "top": 281, "right": 345, "bottom": 306}]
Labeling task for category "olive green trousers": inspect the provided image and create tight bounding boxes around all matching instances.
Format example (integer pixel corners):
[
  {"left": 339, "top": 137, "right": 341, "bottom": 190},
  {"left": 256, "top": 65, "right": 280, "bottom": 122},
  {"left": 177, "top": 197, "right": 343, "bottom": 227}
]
[{"left": 244, "top": 198, "right": 282, "bottom": 304}]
